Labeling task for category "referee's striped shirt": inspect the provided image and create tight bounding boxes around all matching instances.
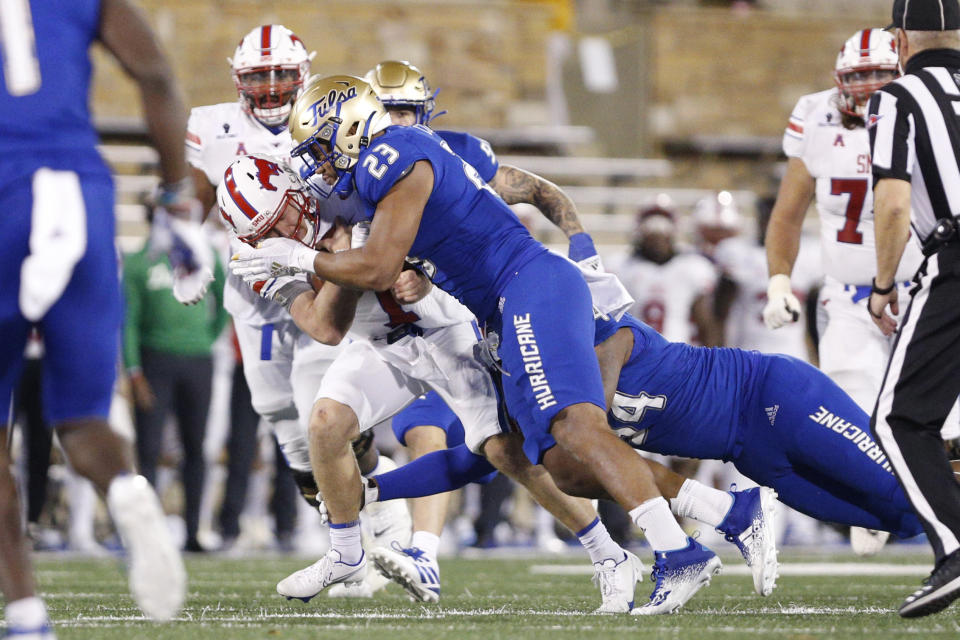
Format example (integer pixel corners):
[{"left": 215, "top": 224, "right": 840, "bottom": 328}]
[{"left": 868, "top": 48, "right": 960, "bottom": 242}]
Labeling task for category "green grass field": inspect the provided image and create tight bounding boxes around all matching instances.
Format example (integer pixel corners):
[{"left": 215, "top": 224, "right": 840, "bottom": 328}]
[{"left": 23, "top": 549, "right": 960, "bottom": 639}]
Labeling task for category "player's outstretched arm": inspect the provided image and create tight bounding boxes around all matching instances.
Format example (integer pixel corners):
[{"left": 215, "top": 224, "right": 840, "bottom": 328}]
[
  {"left": 489, "top": 164, "right": 584, "bottom": 237},
  {"left": 766, "top": 158, "right": 815, "bottom": 279},
  {"left": 489, "top": 164, "right": 603, "bottom": 270},
  {"left": 97, "top": 0, "right": 189, "bottom": 189}
]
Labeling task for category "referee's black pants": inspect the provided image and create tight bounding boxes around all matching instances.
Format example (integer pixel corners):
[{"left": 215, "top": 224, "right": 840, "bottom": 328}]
[{"left": 871, "top": 242, "right": 960, "bottom": 561}]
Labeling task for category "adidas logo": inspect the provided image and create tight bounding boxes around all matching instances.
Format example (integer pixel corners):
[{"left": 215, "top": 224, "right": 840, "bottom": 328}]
[{"left": 765, "top": 405, "right": 779, "bottom": 426}]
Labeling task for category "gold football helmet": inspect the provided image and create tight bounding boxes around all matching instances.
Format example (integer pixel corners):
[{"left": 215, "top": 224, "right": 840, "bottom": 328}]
[
  {"left": 364, "top": 60, "right": 442, "bottom": 125},
  {"left": 288, "top": 75, "right": 391, "bottom": 197}
]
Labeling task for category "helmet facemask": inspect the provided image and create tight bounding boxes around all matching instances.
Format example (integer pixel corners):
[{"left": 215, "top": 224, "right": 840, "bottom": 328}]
[
  {"left": 229, "top": 25, "right": 313, "bottom": 128},
  {"left": 234, "top": 66, "right": 306, "bottom": 127},
  {"left": 835, "top": 67, "right": 898, "bottom": 118}
]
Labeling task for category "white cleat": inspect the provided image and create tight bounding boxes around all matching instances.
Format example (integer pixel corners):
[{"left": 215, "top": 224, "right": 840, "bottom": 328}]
[
  {"left": 850, "top": 527, "right": 890, "bottom": 557},
  {"left": 327, "top": 567, "right": 390, "bottom": 598},
  {"left": 107, "top": 474, "right": 186, "bottom": 621},
  {"left": 592, "top": 550, "right": 646, "bottom": 613},
  {"left": 277, "top": 549, "right": 366, "bottom": 602},
  {"left": 631, "top": 538, "right": 721, "bottom": 616},
  {"left": 371, "top": 542, "right": 441, "bottom": 603},
  {"left": 717, "top": 486, "right": 779, "bottom": 596}
]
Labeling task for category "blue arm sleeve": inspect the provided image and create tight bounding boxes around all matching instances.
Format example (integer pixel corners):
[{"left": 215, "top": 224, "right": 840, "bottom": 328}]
[{"left": 375, "top": 444, "right": 498, "bottom": 501}]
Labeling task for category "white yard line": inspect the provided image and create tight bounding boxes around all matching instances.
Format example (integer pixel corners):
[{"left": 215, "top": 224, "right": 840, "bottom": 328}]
[{"left": 530, "top": 562, "right": 931, "bottom": 577}]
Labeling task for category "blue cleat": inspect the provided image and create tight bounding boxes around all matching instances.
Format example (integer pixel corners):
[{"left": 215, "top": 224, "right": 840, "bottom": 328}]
[
  {"left": 371, "top": 542, "right": 441, "bottom": 603},
  {"left": 717, "top": 485, "right": 779, "bottom": 596},
  {"left": 631, "top": 537, "right": 721, "bottom": 615}
]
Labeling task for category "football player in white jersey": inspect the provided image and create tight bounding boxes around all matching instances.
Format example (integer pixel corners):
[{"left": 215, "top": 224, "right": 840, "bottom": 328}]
[
  {"left": 763, "top": 28, "right": 960, "bottom": 555},
  {"left": 224, "top": 154, "right": 644, "bottom": 612},
  {"left": 606, "top": 202, "right": 721, "bottom": 347},
  {"left": 185, "top": 25, "right": 410, "bottom": 590}
]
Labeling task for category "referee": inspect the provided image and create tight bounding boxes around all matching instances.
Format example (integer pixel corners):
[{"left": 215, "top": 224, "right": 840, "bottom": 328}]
[{"left": 868, "top": 0, "right": 960, "bottom": 619}]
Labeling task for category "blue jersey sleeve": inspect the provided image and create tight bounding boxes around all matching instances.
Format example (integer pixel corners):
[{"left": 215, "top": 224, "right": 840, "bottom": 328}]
[
  {"left": 353, "top": 126, "right": 434, "bottom": 206},
  {"left": 436, "top": 130, "right": 499, "bottom": 183}
]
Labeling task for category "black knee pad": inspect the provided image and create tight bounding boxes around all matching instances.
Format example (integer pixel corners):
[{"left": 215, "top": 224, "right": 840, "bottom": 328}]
[
  {"left": 291, "top": 469, "right": 320, "bottom": 508},
  {"left": 351, "top": 430, "right": 374, "bottom": 460}
]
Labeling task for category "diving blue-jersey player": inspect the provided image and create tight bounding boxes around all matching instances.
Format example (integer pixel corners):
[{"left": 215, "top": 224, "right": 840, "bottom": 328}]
[
  {"left": 364, "top": 311, "right": 924, "bottom": 566},
  {"left": 0, "top": 0, "right": 194, "bottom": 633},
  {"left": 230, "top": 74, "right": 720, "bottom": 615}
]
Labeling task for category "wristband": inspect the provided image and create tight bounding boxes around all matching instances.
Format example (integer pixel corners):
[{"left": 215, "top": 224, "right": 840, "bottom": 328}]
[
  {"left": 568, "top": 232, "right": 598, "bottom": 262},
  {"left": 156, "top": 176, "right": 195, "bottom": 208},
  {"left": 871, "top": 278, "right": 895, "bottom": 296},
  {"left": 273, "top": 280, "right": 313, "bottom": 312}
]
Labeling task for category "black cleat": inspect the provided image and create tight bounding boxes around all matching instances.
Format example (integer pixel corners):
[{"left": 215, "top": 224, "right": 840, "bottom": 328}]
[{"left": 899, "top": 549, "right": 960, "bottom": 618}]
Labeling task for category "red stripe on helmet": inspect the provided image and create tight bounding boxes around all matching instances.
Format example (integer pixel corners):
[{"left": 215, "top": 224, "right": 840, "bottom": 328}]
[
  {"left": 224, "top": 167, "right": 260, "bottom": 221},
  {"left": 860, "top": 29, "right": 872, "bottom": 57},
  {"left": 260, "top": 25, "right": 272, "bottom": 58}
]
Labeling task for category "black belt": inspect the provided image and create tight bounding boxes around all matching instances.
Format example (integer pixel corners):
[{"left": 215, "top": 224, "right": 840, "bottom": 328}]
[
  {"left": 921, "top": 216, "right": 960, "bottom": 257},
  {"left": 386, "top": 323, "right": 424, "bottom": 344}
]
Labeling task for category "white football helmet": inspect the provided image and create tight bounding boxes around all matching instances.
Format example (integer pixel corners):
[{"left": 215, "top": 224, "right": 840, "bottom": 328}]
[
  {"left": 229, "top": 25, "right": 314, "bottom": 127},
  {"left": 364, "top": 60, "right": 442, "bottom": 125},
  {"left": 834, "top": 28, "right": 899, "bottom": 119},
  {"left": 693, "top": 191, "right": 742, "bottom": 233},
  {"left": 217, "top": 154, "right": 319, "bottom": 247},
  {"left": 288, "top": 75, "right": 392, "bottom": 197}
]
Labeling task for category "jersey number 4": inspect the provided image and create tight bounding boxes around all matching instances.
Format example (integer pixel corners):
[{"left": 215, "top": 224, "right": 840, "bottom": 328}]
[
  {"left": 831, "top": 178, "right": 868, "bottom": 245},
  {"left": 0, "top": 0, "right": 42, "bottom": 96}
]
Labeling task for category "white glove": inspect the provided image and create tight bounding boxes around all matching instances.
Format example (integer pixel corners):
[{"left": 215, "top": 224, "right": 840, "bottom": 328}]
[
  {"left": 230, "top": 237, "right": 318, "bottom": 283},
  {"left": 762, "top": 274, "right": 802, "bottom": 329},
  {"left": 172, "top": 266, "right": 214, "bottom": 305},
  {"left": 147, "top": 208, "right": 216, "bottom": 305},
  {"left": 577, "top": 255, "right": 604, "bottom": 273}
]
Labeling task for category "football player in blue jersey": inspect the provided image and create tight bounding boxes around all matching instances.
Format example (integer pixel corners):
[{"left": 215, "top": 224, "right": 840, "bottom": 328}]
[
  {"left": 360, "top": 311, "right": 925, "bottom": 597},
  {"left": 0, "top": 0, "right": 193, "bottom": 632},
  {"left": 231, "top": 75, "right": 721, "bottom": 615},
  {"left": 363, "top": 60, "right": 631, "bottom": 601}
]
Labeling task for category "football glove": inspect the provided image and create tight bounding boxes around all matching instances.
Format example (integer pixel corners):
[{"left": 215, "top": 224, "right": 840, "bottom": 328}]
[
  {"left": 762, "top": 274, "right": 801, "bottom": 329},
  {"left": 230, "top": 236, "right": 319, "bottom": 283},
  {"left": 147, "top": 207, "right": 215, "bottom": 305},
  {"left": 568, "top": 232, "right": 604, "bottom": 272}
]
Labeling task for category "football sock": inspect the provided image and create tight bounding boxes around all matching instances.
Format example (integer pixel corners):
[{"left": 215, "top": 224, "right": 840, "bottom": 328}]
[
  {"left": 576, "top": 517, "right": 625, "bottom": 565},
  {"left": 329, "top": 520, "right": 363, "bottom": 564},
  {"left": 5, "top": 596, "right": 50, "bottom": 630},
  {"left": 411, "top": 530, "right": 440, "bottom": 560},
  {"left": 629, "top": 497, "right": 689, "bottom": 551},
  {"left": 670, "top": 479, "right": 735, "bottom": 529}
]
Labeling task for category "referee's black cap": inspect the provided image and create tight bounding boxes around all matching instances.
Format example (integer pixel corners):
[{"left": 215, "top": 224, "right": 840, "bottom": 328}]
[{"left": 888, "top": 0, "right": 960, "bottom": 31}]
